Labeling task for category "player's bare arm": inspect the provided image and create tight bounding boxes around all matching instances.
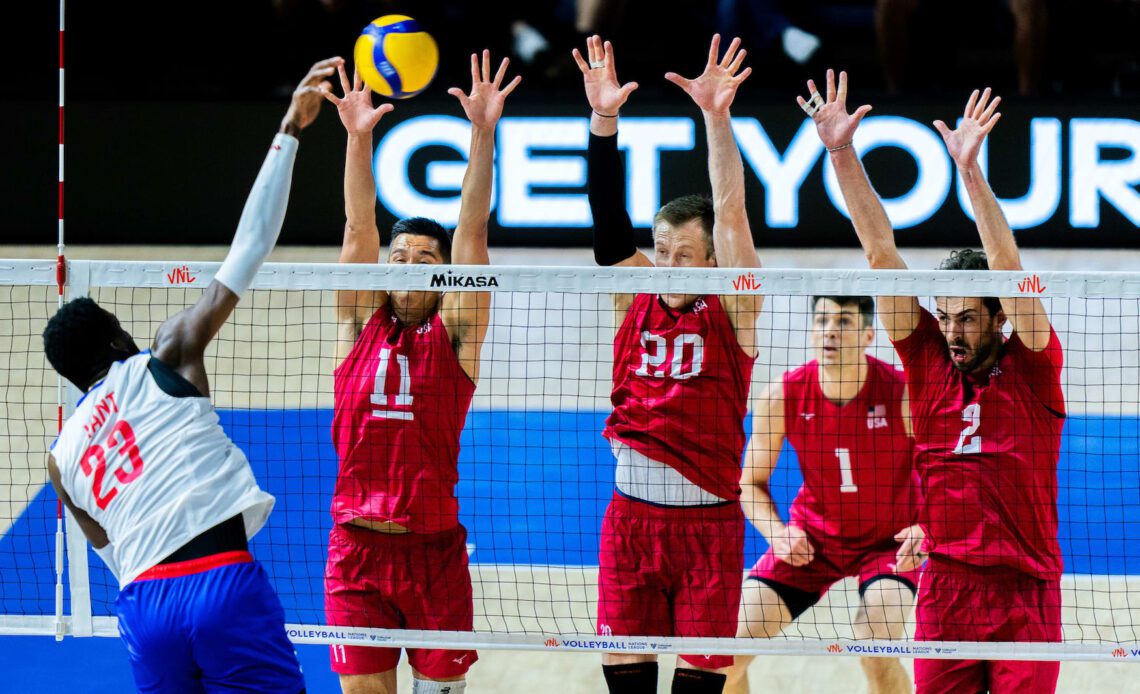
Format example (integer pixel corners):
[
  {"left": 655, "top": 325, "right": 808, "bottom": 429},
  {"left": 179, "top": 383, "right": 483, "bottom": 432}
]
[
  {"left": 46, "top": 454, "right": 109, "bottom": 549},
  {"left": 323, "top": 60, "right": 396, "bottom": 362},
  {"left": 667, "top": 34, "right": 762, "bottom": 354},
  {"left": 802, "top": 70, "right": 920, "bottom": 341},
  {"left": 575, "top": 35, "right": 652, "bottom": 320},
  {"left": 741, "top": 382, "right": 814, "bottom": 566},
  {"left": 935, "top": 88, "right": 1053, "bottom": 351},
  {"left": 439, "top": 50, "right": 521, "bottom": 382},
  {"left": 153, "top": 57, "right": 336, "bottom": 395}
]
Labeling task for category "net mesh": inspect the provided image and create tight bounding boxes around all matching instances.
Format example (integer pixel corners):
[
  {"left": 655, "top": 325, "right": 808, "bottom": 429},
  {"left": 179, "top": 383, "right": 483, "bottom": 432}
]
[{"left": 3, "top": 260, "right": 1140, "bottom": 660}]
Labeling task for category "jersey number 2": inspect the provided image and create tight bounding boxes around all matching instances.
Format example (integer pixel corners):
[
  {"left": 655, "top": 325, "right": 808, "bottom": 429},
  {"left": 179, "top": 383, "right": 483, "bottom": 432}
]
[
  {"left": 953, "top": 403, "right": 982, "bottom": 454},
  {"left": 79, "top": 421, "right": 144, "bottom": 510},
  {"left": 371, "top": 347, "right": 414, "bottom": 421}
]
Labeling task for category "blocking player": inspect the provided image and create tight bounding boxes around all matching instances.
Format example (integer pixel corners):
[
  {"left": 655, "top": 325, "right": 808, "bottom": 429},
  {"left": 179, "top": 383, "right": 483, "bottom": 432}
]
[
  {"left": 806, "top": 69, "right": 1065, "bottom": 693},
  {"left": 321, "top": 51, "right": 519, "bottom": 694},
  {"left": 726, "top": 295, "right": 923, "bottom": 694},
  {"left": 42, "top": 58, "right": 339, "bottom": 693},
  {"left": 575, "top": 34, "right": 762, "bottom": 693}
]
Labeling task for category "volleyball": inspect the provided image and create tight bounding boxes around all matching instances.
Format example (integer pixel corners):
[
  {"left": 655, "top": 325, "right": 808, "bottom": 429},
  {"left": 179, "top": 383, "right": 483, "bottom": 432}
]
[{"left": 354, "top": 15, "right": 438, "bottom": 99}]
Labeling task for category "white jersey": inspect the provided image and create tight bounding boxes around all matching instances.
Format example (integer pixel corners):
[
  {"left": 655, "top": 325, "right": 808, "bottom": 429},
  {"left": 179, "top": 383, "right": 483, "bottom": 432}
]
[{"left": 51, "top": 352, "right": 274, "bottom": 587}]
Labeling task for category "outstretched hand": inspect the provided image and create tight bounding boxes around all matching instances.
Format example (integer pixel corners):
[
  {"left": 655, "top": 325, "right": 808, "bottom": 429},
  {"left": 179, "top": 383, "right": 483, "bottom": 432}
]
[
  {"left": 572, "top": 35, "right": 638, "bottom": 116},
  {"left": 282, "top": 57, "right": 342, "bottom": 132},
  {"left": 448, "top": 49, "right": 522, "bottom": 131},
  {"left": 934, "top": 87, "right": 1002, "bottom": 169},
  {"left": 321, "top": 62, "right": 394, "bottom": 135},
  {"left": 798, "top": 69, "right": 872, "bottom": 151},
  {"left": 665, "top": 34, "right": 752, "bottom": 115}
]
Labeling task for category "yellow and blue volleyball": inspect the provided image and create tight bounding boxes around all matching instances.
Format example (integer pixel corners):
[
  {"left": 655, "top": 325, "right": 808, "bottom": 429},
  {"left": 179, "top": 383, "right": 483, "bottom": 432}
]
[{"left": 354, "top": 15, "right": 438, "bottom": 99}]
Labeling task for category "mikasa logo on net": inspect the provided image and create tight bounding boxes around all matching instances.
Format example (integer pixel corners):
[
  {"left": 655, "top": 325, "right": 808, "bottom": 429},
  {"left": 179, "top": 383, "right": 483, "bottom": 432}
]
[{"left": 429, "top": 271, "right": 499, "bottom": 288}]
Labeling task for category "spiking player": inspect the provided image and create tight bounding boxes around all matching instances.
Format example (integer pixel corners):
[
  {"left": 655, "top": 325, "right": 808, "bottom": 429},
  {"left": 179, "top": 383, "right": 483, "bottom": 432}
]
[
  {"left": 807, "top": 69, "right": 1065, "bottom": 693},
  {"left": 321, "top": 51, "right": 519, "bottom": 694},
  {"left": 42, "top": 58, "right": 339, "bottom": 693},
  {"left": 727, "top": 295, "right": 923, "bottom": 694},
  {"left": 575, "top": 34, "right": 762, "bottom": 693}
]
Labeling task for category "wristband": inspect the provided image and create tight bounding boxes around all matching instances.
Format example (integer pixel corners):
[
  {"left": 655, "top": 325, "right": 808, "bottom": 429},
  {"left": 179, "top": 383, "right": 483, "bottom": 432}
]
[
  {"left": 827, "top": 142, "right": 853, "bottom": 153},
  {"left": 592, "top": 110, "right": 618, "bottom": 118}
]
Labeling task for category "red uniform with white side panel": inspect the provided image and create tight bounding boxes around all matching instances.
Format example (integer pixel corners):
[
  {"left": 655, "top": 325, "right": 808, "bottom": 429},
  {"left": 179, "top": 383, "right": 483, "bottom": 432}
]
[{"left": 600, "top": 293, "right": 756, "bottom": 669}]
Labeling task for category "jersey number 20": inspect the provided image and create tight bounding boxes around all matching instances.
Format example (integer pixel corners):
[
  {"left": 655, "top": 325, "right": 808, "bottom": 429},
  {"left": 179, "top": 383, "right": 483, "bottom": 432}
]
[
  {"left": 635, "top": 332, "right": 704, "bottom": 380},
  {"left": 79, "top": 421, "right": 144, "bottom": 510}
]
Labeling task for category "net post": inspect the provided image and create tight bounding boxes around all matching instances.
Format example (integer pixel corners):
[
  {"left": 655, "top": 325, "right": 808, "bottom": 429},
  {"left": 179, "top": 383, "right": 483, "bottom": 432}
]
[
  {"left": 51, "top": 0, "right": 70, "bottom": 642},
  {"left": 61, "top": 261, "right": 94, "bottom": 637}
]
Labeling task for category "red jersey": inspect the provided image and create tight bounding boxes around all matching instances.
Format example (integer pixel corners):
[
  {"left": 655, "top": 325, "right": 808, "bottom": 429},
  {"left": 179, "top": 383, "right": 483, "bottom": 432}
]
[
  {"left": 784, "top": 356, "right": 919, "bottom": 546},
  {"left": 892, "top": 308, "right": 1064, "bottom": 580},
  {"left": 331, "top": 304, "right": 476, "bottom": 533},
  {"left": 604, "top": 294, "right": 757, "bottom": 500}
]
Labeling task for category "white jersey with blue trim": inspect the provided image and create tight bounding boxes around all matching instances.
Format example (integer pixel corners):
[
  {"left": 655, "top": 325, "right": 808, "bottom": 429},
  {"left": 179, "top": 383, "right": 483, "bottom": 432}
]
[{"left": 51, "top": 352, "right": 274, "bottom": 587}]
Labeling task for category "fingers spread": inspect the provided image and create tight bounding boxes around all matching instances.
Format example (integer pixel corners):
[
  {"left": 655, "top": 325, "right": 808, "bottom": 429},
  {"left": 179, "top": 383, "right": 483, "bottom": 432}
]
[
  {"left": 493, "top": 57, "right": 510, "bottom": 89},
  {"left": 501, "top": 74, "right": 523, "bottom": 97},
  {"left": 353, "top": 66, "right": 362, "bottom": 92},
  {"left": 707, "top": 33, "right": 721, "bottom": 67},
  {"left": 826, "top": 68, "right": 837, "bottom": 102},
  {"left": 664, "top": 72, "right": 690, "bottom": 90},
  {"left": 720, "top": 36, "right": 742, "bottom": 68},
  {"left": 571, "top": 47, "right": 589, "bottom": 74},
  {"left": 837, "top": 70, "right": 849, "bottom": 104},
  {"left": 482, "top": 49, "right": 491, "bottom": 83},
  {"left": 470, "top": 52, "right": 480, "bottom": 86},
  {"left": 964, "top": 89, "right": 979, "bottom": 119}
]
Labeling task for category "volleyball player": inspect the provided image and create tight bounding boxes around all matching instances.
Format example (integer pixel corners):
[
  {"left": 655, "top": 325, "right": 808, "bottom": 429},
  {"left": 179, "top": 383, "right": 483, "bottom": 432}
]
[
  {"left": 42, "top": 57, "right": 339, "bottom": 693},
  {"left": 804, "top": 70, "right": 1064, "bottom": 693},
  {"left": 575, "top": 34, "right": 762, "bottom": 693},
  {"left": 321, "top": 52, "right": 519, "bottom": 694},
  {"left": 727, "top": 295, "right": 922, "bottom": 694}
]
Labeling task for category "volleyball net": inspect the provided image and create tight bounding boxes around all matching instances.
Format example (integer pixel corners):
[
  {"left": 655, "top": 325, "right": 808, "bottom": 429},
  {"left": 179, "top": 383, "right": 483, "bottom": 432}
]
[{"left": 1, "top": 259, "right": 1139, "bottom": 661}]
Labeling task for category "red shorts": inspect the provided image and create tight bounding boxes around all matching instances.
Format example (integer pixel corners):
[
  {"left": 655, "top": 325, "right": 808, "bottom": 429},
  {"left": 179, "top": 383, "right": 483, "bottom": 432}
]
[
  {"left": 597, "top": 492, "right": 744, "bottom": 670},
  {"left": 324, "top": 523, "right": 478, "bottom": 678},
  {"left": 914, "top": 556, "right": 1061, "bottom": 694},
  {"left": 747, "top": 532, "right": 919, "bottom": 618}
]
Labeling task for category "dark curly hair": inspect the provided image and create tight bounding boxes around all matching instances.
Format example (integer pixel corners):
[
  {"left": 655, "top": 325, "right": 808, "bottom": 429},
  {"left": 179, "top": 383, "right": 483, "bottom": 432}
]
[
  {"left": 391, "top": 217, "right": 452, "bottom": 263},
  {"left": 938, "top": 249, "right": 1002, "bottom": 316},
  {"left": 43, "top": 297, "right": 127, "bottom": 390}
]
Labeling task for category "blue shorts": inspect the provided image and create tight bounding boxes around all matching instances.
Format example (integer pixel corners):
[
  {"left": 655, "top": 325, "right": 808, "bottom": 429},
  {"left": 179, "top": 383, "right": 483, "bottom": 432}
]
[{"left": 116, "top": 556, "right": 305, "bottom": 693}]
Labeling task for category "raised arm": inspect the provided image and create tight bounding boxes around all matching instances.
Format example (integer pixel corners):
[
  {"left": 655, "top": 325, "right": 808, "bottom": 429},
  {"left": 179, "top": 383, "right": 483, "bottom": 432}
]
[
  {"left": 151, "top": 58, "right": 337, "bottom": 395},
  {"left": 573, "top": 36, "right": 652, "bottom": 317},
  {"left": 440, "top": 50, "right": 521, "bottom": 382},
  {"left": 741, "top": 382, "right": 814, "bottom": 566},
  {"left": 666, "top": 35, "right": 762, "bottom": 349},
  {"left": 323, "top": 62, "right": 396, "bottom": 359},
  {"left": 934, "top": 88, "right": 1052, "bottom": 350},
  {"left": 801, "top": 70, "right": 919, "bottom": 341}
]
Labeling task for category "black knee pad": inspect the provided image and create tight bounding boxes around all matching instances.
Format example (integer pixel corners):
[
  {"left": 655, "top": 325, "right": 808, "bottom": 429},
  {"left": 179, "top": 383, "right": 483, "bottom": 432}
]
[
  {"left": 603, "top": 662, "right": 659, "bottom": 693},
  {"left": 672, "top": 667, "right": 727, "bottom": 694}
]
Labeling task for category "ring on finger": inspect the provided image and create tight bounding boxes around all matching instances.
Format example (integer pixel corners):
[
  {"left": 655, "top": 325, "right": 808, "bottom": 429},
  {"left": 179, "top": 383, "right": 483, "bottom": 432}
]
[{"left": 801, "top": 91, "right": 825, "bottom": 117}]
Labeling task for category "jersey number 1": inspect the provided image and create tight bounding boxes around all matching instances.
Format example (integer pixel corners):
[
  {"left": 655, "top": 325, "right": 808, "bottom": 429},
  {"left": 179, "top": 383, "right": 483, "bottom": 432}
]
[
  {"left": 79, "top": 421, "right": 144, "bottom": 511},
  {"left": 835, "top": 448, "right": 857, "bottom": 493},
  {"left": 371, "top": 347, "right": 414, "bottom": 421}
]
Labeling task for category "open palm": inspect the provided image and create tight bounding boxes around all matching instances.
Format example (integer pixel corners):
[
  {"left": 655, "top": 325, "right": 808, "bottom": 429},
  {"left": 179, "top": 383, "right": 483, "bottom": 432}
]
[
  {"left": 571, "top": 35, "right": 638, "bottom": 116},
  {"left": 798, "top": 69, "right": 872, "bottom": 151},
  {"left": 448, "top": 50, "right": 521, "bottom": 131},
  {"left": 322, "top": 62, "right": 393, "bottom": 135},
  {"left": 935, "top": 87, "right": 1001, "bottom": 168},
  {"left": 666, "top": 34, "right": 752, "bottom": 115}
]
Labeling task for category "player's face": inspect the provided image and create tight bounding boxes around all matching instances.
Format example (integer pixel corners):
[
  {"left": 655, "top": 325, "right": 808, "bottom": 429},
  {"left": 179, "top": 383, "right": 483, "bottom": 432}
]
[
  {"left": 653, "top": 220, "right": 715, "bottom": 309},
  {"left": 811, "top": 299, "right": 873, "bottom": 366},
  {"left": 387, "top": 234, "right": 445, "bottom": 322},
  {"left": 935, "top": 297, "right": 1005, "bottom": 373}
]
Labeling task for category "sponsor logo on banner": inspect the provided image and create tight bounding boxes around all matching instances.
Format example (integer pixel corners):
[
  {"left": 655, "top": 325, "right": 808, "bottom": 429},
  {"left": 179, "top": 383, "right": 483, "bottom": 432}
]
[
  {"left": 166, "top": 265, "right": 197, "bottom": 285},
  {"left": 430, "top": 272, "right": 500, "bottom": 288},
  {"left": 827, "top": 644, "right": 842, "bottom": 654},
  {"left": 731, "top": 271, "right": 762, "bottom": 292},
  {"left": 1112, "top": 648, "right": 1127, "bottom": 658},
  {"left": 845, "top": 644, "right": 913, "bottom": 655},
  {"left": 1017, "top": 274, "right": 1047, "bottom": 294},
  {"left": 544, "top": 638, "right": 558, "bottom": 648}
]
